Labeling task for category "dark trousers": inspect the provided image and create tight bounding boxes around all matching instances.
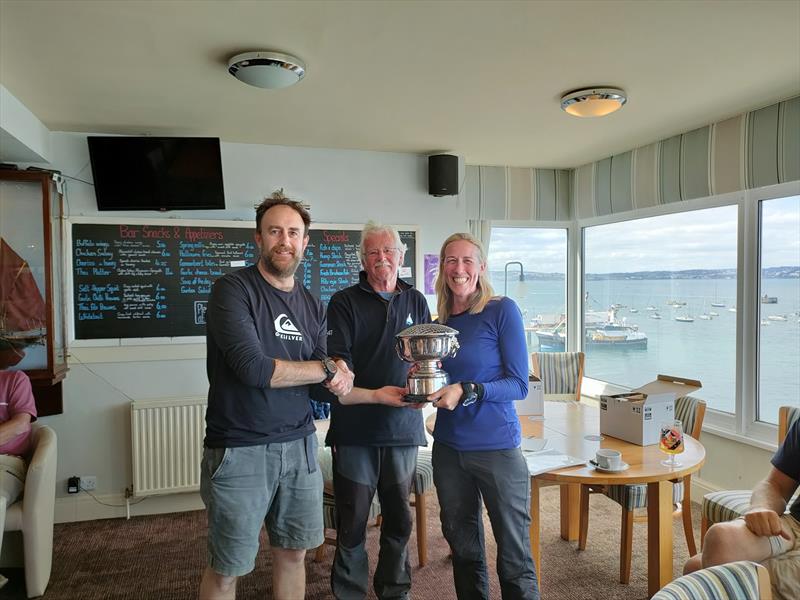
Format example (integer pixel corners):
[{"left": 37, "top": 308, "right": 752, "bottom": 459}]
[
  {"left": 432, "top": 442, "right": 539, "bottom": 600},
  {"left": 331, "top": 445, "right": 417, "bottom": 600}
]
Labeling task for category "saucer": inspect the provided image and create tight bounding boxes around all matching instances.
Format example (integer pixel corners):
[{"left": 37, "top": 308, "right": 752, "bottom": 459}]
[{"left": 588, "top": 459, "right": 630, "bottom": 473}]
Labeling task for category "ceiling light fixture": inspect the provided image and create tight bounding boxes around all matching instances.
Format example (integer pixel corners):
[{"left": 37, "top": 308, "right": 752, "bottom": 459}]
[
  {"left": 227, "top": 51, "right": 306, "bottom": 90},
  {"left": 560, "top": 87, "right": 627, "bottom": 118}
]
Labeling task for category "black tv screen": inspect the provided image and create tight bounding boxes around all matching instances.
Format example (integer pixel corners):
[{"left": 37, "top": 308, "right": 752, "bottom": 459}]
[{"left": 87, "top": 136, "right": 225, "bottom": 211}]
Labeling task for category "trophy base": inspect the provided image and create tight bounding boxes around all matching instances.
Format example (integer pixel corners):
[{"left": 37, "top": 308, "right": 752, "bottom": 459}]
[{"left": 403, "top": 393, "right": 432, "bottom": 403}]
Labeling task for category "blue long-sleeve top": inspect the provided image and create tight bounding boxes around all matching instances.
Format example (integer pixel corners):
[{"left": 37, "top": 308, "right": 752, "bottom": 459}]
[{"left": 433, "top": 296, "right": 528, "bottom": 451}]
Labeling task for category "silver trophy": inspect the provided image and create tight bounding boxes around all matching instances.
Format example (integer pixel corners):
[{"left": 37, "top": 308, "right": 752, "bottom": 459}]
[{"left": 395, "top": 323, "right": 460, "bottom": 402}]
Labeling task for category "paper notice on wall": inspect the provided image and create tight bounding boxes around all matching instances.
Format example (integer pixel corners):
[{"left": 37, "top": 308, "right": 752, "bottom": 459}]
[{"left": 399, "top": 266, "right": 412, "bottom": 279}]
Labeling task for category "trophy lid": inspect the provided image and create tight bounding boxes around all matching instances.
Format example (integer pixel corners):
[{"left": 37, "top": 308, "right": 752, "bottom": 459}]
[{"left": 396, "top": 323, "right": 459, "bottom": 338}]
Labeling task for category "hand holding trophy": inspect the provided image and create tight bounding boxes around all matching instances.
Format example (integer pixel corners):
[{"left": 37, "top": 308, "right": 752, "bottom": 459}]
[{"left": 395, "top": 324, "right": 459, "bottom": 403}]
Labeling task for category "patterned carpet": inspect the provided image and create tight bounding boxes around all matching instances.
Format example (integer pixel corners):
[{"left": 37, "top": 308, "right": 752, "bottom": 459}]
[{"left": 1, "top": 486, "right": 701, "bottom": 599}]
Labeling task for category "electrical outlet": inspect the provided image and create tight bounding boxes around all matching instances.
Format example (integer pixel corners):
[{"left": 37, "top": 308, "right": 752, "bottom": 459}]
[{"left": 80, "top": 475, "right": 97, "bottom": 491}]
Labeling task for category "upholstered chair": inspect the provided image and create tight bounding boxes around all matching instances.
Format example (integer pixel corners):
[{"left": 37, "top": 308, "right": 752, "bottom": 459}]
[
  {"left": 530, "top": 351, "right": 585, "bottom": 402},
  {"left": 652, "top": 560, "right": 772, "bottom": 600},
  {"left": 578, "top": 395, "right": 706, "bottom": 584},
  {"left": 0, "top": 424, "right": 58, "bottom": 598}
]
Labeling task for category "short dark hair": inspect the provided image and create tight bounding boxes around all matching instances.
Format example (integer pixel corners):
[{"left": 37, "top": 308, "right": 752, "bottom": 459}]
[{"left": 255, "top": 189, "right": 311, "bottom": 235}]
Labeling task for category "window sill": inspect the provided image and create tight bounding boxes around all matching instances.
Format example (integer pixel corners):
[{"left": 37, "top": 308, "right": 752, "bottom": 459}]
[{"left": 701, "top": 423, "right": 778, "bottom": 453}]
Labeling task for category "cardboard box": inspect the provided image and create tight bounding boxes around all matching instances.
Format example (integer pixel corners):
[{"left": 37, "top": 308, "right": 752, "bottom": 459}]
[
  {"left": 600, "top": 374, "right": 702, "bottom": 446},
  {"left": 515, "top": 374, "right": 544, "bottom": 416}
]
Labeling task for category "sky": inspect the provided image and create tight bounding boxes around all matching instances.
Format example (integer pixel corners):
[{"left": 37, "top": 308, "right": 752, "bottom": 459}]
[{"left": 488, "top": 196, "right": 800, "bottom": 274}]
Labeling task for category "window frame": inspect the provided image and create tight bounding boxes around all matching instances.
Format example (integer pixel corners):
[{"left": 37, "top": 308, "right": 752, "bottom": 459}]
[
  {"left": 489, "top": 220, "right": 577, "bottom": 352},
  {"left": 488, "top": 179, "right": 800, "bottom": 450}
]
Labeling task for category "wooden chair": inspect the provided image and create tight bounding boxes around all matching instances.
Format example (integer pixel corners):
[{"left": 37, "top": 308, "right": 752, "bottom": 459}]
[
  {"left": 578, "top": 395, "right": 706, "bottom": 584},
  {"left": 701, "top": 405, "right": 800, "bottom": 544},
  {"left": 530, "top": 351, "right": 584, "bottom": 402}
]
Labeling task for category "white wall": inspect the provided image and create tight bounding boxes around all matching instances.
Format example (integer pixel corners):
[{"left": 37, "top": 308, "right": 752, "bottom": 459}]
[{"left": 39, "top": 132, "right": 463, "bottom": 521}]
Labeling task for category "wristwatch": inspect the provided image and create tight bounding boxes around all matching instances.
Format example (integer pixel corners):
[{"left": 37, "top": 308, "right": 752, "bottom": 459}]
[
  {"left": 321, "top": 357, "right": 338, "bottom": 382},
  {"left": 460, "top": 382, "right": 479, "bottom": 406}
]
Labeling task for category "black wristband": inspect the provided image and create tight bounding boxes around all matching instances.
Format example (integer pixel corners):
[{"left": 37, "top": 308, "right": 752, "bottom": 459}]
[{"left": 460, "top": 382, "right": 480, "bottom": 405}]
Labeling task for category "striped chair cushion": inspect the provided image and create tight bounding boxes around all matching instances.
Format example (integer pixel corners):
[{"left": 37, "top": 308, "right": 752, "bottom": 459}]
[
  {"left": 534, "top": 352, "right": 581, "bottom": 396},
  {"left": 413, "top": 449, "right": 434, "bottom": 494},
  {"left": 323, "top": 490, "right": 338, "bottom": 529},
  {"left": 606, "top": 480, "right": 684, "bottom": 511},
  {"left": 675, "top": 395, "right": 704, "bottom": 435},
  {"left": 702, "top": 490, "right": 752, "bottom": 525},
  {"left": 704, "top": 489, "right": 800, "bottom": 526},
  {"left": 652, "top": 560, "right": 764, "bottom": 600}
]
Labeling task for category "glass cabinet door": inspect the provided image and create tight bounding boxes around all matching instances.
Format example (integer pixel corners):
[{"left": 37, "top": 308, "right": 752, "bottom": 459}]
[{"left": 0, "top": 170, "right": 67, "bottom": 414}]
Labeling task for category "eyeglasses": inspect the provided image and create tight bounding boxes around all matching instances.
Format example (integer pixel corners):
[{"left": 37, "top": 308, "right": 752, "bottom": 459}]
[{"left": 365, "top": 247, "right": 400, "bottom": 258}]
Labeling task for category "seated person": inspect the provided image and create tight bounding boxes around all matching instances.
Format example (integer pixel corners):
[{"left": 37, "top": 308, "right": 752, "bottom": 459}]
[
  {"left": 684, "top": 419, "right": 800, "bottom": 599},
  {"left": 0, "top": 367, "right": 37, "bottom": 590}
]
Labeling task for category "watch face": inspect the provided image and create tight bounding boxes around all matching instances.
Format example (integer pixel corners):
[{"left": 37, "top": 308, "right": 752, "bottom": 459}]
[{"left": 324, "top": 358, "right": 337, "bottom": 379}]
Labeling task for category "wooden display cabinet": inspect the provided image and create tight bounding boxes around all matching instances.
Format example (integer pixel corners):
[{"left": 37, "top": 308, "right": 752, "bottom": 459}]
[{"left": 0, "top": 169, "right": 68, "bottom": 415}]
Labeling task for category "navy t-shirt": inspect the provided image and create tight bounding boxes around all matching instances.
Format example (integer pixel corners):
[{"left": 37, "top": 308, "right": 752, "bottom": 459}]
[
  {"left": 205, "top": 265, "right": 326, "bottom": 448},
  {"left": 771, "top": 419, "right": 800, "bottom": 520}
]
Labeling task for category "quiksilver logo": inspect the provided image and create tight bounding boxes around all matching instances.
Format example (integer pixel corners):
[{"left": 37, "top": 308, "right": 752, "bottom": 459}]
[{"left": 274, "top": 314, "right": 303, "bottom": 341}]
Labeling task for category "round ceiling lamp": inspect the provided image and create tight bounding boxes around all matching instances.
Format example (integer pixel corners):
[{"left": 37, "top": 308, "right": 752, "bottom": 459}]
[
  {"left": 560, "top": 87, "right": 627, "bottom": 118},
  {"left": 227, "top": 51, "right": 306, "bottom": 89}
]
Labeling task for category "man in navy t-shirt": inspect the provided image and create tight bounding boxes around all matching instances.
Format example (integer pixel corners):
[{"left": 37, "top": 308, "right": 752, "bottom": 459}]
[
  {"left": 199, "top": 191, "right": 354, "bottom": 600},
  {"left": 684, "top": 418, "right": 800, "bottom": 595}
]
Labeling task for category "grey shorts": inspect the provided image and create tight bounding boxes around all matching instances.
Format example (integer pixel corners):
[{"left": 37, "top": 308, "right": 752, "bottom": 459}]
[{"left": 200, "top": 434, "right": 324, "bottom": 577}]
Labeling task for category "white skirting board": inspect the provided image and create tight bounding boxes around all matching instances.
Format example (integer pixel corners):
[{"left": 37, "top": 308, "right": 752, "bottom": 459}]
[
  {"left": 54, "top": 476, "right": 723, "bottom": 524},
  {"left": 55, "top": 491, "right": 204, "bottom": 523}
]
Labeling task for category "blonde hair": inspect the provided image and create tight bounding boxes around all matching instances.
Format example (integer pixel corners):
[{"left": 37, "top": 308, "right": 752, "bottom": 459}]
[{"left": 435, "top": 232, "right": 495, "bottom": 324}]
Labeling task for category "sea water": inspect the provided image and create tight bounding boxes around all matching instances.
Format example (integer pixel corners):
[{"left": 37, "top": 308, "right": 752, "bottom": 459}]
[{"left": 493, "top": 276, "right": 800, "bottom": 425}]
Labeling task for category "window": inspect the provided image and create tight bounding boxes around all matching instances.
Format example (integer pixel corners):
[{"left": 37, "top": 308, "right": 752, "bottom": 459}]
[
  {"left": 487, "top": 228, "right": 568, "bottom": 353},
  {"left": 582, "top": 206, "right": 738, "bottom": 412},
  {"left": 757, "top": 195, "right": 800, "bottom": 425}
]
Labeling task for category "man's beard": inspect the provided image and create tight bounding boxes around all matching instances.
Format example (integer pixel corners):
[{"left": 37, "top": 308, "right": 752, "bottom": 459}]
[{"left": 261, "top": 246, "right": 301, "bottom": 278}]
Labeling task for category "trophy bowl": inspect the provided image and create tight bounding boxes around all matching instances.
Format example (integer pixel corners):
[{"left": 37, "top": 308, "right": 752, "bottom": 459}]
[{"left": 395, "top": 323, "right": 459, "bottom": 402}]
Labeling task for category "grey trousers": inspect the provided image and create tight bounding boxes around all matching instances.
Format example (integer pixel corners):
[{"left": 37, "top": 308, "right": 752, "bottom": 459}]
[
  {"left": 432, "top": 442, "right": 539, "bottom": 600},
  {"left": 331, "top": 445, "right": 417, "bottom": 600}
]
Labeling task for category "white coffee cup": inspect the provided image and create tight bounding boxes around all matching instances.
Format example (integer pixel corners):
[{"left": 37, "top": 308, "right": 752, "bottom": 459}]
[{"left": 595, "top": 449, "right": 622, "bottom": 470}]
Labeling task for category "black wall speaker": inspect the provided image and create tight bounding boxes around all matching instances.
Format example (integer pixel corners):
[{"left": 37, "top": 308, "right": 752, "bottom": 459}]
[{"left": 428, "top": 154, "right": 458, "bottom": 196}]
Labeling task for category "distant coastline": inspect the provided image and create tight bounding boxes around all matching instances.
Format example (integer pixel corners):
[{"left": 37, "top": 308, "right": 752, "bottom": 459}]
[{"left": 489, "top": 266, "right": 799, "bottom": 281}]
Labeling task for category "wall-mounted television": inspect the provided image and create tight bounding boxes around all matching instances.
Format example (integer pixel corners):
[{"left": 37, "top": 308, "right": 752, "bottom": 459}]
[{"left": 87, "top": 136, "right": 225, "bottom": 211}]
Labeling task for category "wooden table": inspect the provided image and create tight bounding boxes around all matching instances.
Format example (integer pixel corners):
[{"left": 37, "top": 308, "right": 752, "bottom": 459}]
[{"left": 425, "top": 402, "right": 706, "bottom": 598}]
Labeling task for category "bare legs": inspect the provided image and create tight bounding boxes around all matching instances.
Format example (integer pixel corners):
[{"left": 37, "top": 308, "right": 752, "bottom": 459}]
[
  {"left": 683, "top": 519, "right": 785, "bottom": 574},
  {"left": 198, "top": 548, "right": 307, "bottom": 599}
]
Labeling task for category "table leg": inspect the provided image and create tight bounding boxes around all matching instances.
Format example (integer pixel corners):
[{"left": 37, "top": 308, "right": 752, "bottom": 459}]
[
  {"left": 529, "top": 477, "right": 541, "bottom": 579},
  {"left": 560, "top": 483, "right": 580, "bottom": 540},
  {"left": 647, "top": 479, "right": 673, "bottom": 597}
]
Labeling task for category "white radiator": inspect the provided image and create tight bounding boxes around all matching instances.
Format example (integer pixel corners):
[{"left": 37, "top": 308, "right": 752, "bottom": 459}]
[{"left": 130, "top": 397, "right": 207, "bottom": 497}]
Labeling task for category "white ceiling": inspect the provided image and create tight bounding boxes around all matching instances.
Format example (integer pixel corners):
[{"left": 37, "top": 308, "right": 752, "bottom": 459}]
[{"left": 1, "top": 0, "right": 798, "bottom": 168}]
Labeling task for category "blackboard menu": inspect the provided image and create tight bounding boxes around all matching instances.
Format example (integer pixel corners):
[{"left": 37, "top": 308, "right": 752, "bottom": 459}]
[{"left": 71, "top": 223, "right": 417, "bottom": 340}]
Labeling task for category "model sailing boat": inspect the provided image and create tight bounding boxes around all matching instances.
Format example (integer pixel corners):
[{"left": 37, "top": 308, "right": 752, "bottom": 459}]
[{"left": 0, "top": 238, "right": 46, "bottom": 366}]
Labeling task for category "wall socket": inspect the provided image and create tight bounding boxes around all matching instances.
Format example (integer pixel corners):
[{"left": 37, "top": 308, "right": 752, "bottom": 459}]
[{"left": 80, "top": 475, "right": 97, "bottom": 491}]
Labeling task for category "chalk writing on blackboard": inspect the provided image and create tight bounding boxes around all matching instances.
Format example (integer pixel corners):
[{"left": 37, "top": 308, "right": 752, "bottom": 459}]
[{"left": 71, "top": 223, "right": 416, "bottom": 340}]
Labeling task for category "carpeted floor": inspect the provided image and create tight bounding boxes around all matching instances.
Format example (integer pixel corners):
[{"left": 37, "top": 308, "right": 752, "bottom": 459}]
[{"left": 1, "top": 486, "right": 701, "bottom": 599}]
